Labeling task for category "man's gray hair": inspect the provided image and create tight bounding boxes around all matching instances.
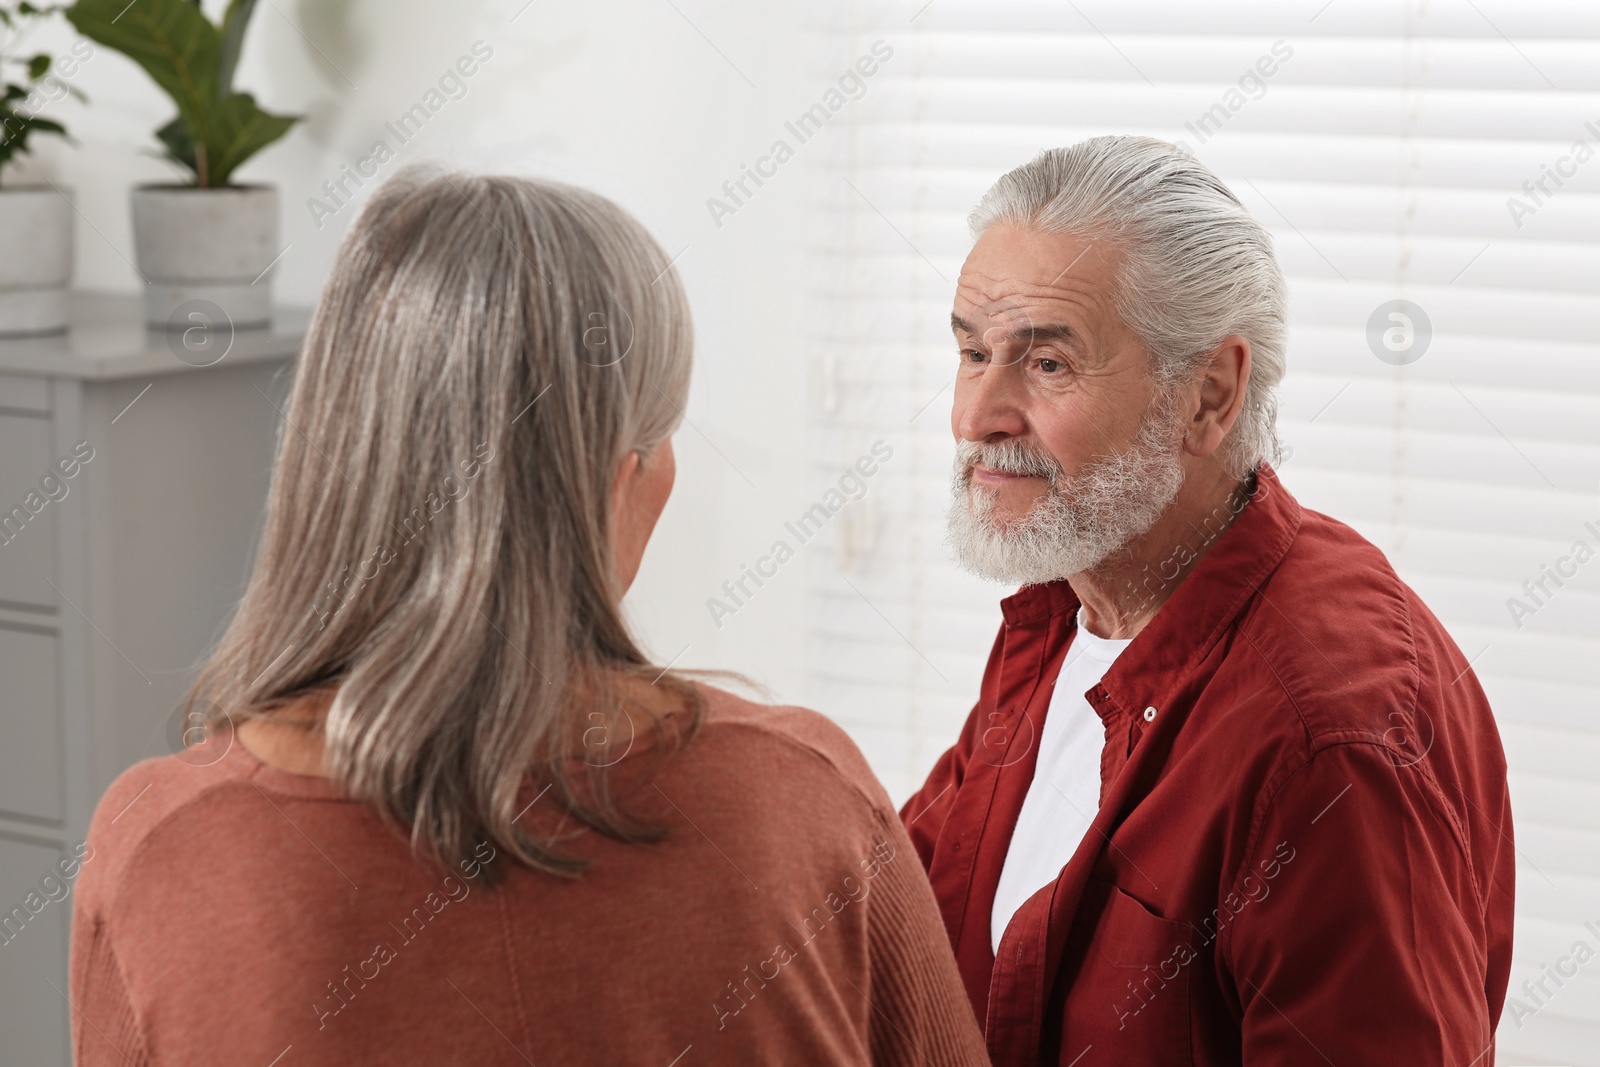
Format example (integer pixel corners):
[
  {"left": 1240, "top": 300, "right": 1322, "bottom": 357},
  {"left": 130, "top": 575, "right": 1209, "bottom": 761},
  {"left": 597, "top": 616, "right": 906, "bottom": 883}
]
[{"left": 968, "top": 135, "right": 1287, "bottom": 479}]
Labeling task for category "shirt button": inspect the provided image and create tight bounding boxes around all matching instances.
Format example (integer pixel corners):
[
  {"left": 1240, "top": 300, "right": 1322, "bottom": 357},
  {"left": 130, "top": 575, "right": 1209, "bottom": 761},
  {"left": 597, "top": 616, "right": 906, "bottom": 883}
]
[{"left": 1143, "top": 706, "right": 1158, "bottom": 722}]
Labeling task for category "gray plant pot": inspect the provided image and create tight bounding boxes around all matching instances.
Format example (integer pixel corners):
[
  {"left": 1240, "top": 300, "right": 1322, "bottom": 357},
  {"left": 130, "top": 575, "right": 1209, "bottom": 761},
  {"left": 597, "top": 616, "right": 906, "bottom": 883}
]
[
  {"left": 130, "top": 184, "right": 279, "bottom": 329},
  {"left": 0, "top": 185, "right": 74, "bottom": 337}
]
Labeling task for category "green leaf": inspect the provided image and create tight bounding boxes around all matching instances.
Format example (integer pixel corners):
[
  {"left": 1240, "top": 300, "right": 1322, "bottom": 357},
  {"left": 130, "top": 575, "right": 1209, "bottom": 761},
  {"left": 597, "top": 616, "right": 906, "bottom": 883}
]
[
  {"left": 66, "top": 0, "right": 222, "bottom": 166},
  {"left": 206, "top": 90, "right": 295, "bottom": 187},
  {"left": 155, "top": 112, "right": 195, "bottom": 171},
  {"left": 23, "top": 115, "right": 65, "bottom": 136},
  {"left": 216, "top": 0, "right": 257, "bottom": 94},
  {"left": 27, "top": 53, "right": 52, "bottom": 79}
]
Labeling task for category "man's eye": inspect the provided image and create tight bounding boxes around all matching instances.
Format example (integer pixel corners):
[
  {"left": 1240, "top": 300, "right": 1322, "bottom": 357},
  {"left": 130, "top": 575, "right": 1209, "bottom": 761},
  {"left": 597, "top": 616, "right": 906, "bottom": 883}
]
[
  {"left": 1037, "top": 358, "right": 1062, "bottom": 373},
  {"left": 962, "top": 348, "right": 987, "bottom": 363}
]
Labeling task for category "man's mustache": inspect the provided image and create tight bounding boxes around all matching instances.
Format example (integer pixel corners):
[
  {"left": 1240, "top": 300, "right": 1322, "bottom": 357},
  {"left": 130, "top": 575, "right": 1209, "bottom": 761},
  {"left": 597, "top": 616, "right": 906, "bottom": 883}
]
[{"left": 955, "top": 440, "right": 1063, "bottom": 485}]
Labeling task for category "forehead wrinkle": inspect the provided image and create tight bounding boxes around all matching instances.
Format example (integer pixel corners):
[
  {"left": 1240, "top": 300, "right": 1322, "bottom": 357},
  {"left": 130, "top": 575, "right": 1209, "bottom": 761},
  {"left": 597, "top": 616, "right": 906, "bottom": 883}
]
[
  {"left": 959, "top": 231, "right": 1116, "bottom": 303},
  {"left": 954, "top": 240, "right": 1124, "bottom": 359},
  {"left": 953, "top": 280, "right": 1101, "bottom": 339},
  {"left": 956, "top": 265, "right": 1105, "bottom": 310}
]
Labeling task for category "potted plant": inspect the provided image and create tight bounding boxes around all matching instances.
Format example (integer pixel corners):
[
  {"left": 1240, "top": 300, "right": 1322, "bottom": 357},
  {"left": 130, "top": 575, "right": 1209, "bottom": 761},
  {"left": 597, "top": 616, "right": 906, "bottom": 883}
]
[
  {"left": 68, "top": 0, "right": 298, "bottom": 327},
  {"left": 0, "top": 1, "right": 81, "bottom": 337}
]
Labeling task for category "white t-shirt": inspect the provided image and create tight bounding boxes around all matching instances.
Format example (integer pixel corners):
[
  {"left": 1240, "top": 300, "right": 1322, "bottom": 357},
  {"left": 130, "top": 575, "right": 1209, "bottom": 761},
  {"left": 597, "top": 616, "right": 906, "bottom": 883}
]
[{"left": 990, "top": 610, "right": 1132, "bottom": 954}]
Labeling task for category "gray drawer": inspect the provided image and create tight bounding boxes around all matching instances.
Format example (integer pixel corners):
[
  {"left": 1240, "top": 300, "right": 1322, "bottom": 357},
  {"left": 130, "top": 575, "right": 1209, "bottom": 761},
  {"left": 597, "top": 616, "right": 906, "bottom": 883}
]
[
  {"left": 0, "top": 413, "right": 59, "bottom": 609},
  {"left": 0, "top": 626, "right": 61, "bottom": 825}
]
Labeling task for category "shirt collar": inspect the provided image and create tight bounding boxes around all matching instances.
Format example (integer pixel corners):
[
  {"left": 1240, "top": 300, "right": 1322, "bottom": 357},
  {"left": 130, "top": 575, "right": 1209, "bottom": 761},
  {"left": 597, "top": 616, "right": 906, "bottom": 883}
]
[{"left": 997, "top": 464, "right": 1303, "bottom": 716}]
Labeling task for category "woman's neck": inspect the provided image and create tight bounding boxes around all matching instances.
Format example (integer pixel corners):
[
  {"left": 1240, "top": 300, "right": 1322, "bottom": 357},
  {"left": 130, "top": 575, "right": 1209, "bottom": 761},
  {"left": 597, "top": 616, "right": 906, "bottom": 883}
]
[{"left": 235, "top": 689, "right": 336, "bottom": 777}]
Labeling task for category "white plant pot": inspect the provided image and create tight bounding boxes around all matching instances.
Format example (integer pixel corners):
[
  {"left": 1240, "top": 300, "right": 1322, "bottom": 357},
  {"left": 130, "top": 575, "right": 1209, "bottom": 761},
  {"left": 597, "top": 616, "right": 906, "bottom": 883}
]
[
  {"left": 0, "top": 186, "right": 74, "bottom": 337},
  {"left": 130, "top": 184, "right": 279, "bottom": 329}
]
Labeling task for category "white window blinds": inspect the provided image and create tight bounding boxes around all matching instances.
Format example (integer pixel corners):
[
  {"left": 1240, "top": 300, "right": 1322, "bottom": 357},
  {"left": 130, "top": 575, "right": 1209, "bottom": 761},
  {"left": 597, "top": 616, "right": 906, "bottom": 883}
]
[{"left": 805, "top": 2, "right": 1600, "bottom": 1061}]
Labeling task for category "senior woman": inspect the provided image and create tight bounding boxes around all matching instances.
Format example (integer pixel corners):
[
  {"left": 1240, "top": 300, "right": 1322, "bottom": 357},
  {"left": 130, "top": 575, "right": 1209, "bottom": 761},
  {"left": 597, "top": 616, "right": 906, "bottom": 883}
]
[{"left": 70, "top": 169, "right": 988, "bottom": 1066}]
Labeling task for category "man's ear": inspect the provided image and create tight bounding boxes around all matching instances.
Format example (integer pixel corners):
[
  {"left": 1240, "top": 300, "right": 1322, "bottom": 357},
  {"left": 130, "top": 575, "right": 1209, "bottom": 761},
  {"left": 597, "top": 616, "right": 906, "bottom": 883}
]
[{"left": 1183, "top": 334, "right": 1252, "bottom": 459}]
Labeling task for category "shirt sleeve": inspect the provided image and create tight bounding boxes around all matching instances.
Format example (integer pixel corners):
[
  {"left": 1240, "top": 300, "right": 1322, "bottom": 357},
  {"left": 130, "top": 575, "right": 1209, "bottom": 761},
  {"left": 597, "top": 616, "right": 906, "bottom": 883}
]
[
  {"left": 69, "top": 915, "right": 151, "bottom": 1067},
  {"left": 1223, "top": 741, "right": 1498, "bottom": 1066},
  {"left": 863, "top": 806, "right": 992, "bottom": 1066}
]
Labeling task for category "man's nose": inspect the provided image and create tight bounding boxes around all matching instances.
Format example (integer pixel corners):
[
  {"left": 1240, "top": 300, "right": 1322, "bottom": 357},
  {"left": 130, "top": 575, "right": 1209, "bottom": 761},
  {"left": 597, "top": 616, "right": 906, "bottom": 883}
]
[{"left": 954, "top": 353, "right": 1027, "bottom": 443}]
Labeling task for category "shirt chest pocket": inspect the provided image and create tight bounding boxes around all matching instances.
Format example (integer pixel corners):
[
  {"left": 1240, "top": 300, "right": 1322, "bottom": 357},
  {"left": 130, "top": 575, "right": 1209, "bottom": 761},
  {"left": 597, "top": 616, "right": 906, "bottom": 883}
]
[{"left": 1054, "top": 877, "right": 1195, "bottom": 1065}]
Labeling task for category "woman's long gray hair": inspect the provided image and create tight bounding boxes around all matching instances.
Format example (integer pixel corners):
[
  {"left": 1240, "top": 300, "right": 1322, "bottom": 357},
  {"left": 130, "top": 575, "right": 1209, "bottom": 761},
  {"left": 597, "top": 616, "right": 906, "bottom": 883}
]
[{"left": 189, "top": 166, "right": 697, "bottom": 880}]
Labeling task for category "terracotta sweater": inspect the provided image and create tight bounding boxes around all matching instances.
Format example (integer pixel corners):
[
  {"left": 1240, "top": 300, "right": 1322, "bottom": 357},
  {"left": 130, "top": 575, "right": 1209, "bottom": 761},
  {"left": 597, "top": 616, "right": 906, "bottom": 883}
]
[{"left": 70, "top": 685, "right": 989, "bottom": 1065}]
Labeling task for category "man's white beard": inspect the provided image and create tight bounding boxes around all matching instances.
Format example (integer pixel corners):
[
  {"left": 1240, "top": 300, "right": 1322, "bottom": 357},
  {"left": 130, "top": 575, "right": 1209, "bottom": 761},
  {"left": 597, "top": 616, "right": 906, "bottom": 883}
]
[{"left": 946, "top": 399, "right": 1187, "bottom": 586}]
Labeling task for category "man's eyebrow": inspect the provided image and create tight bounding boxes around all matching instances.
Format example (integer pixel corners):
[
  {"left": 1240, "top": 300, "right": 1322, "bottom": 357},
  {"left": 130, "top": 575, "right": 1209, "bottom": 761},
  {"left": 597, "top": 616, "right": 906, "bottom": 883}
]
[
  {"left": 949, "top": 313, "right": 1077, "bottom": 347},
  {"left": 1017, "top": 323, "right": 1076, "bottom": 345}
]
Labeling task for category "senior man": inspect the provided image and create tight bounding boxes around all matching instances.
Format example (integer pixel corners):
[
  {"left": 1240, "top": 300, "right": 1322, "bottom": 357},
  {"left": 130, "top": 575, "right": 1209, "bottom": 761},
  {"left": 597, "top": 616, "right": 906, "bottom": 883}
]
[{"left": 901, "top": 136, "right": 1514, "bottom": 1066}]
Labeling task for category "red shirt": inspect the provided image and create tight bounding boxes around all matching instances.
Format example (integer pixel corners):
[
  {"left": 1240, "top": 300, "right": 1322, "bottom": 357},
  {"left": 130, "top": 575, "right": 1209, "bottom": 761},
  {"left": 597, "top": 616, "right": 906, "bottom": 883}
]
[{"left": 901, "top": 465, "right": 1515, "bottom": 1066}]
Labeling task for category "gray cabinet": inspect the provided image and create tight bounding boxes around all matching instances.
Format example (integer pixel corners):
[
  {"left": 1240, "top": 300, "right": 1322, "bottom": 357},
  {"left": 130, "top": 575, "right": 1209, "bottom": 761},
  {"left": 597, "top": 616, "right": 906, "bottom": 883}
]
[
  {"left": 0, "top": 834, "right": 71, "bottom": 1067},
  {"left": 0, "top": 293, "right": 307, "bottom": 1065},
  {"left": 0, "top": 409, "right": 59, "bottom": 607},
  {"left": 0, "top": 627, "right": 62, "bottom": 825}
]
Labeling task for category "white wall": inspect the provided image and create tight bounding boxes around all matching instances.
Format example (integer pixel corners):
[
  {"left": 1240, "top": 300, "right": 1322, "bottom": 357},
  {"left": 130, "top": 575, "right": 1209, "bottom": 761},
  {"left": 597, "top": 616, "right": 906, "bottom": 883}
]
[{"left": 11, "top": 0, "right": 834, "bottom": 711}]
